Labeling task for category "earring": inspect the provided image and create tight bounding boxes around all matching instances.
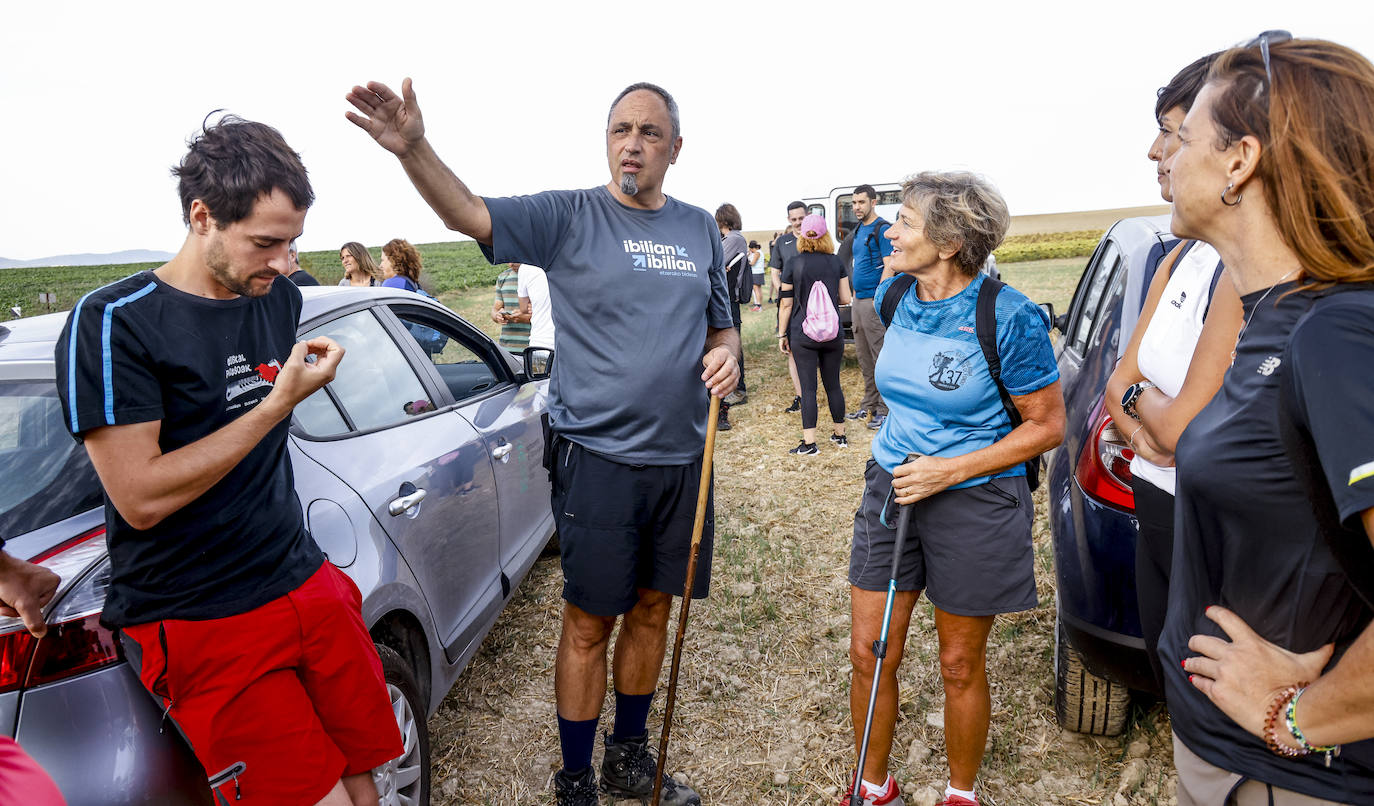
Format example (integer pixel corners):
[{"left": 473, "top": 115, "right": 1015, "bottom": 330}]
[{"left": 1221, "top": 183, "right": 1243, "bottom": 207}]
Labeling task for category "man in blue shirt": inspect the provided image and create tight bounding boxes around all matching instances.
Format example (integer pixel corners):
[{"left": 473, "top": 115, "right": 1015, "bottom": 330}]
[
  {"left": 848, "top": 184, "right": 894, "bottom": 429},
  {"left": 348, "top": 78, "right": 738, "bottom": 806}
]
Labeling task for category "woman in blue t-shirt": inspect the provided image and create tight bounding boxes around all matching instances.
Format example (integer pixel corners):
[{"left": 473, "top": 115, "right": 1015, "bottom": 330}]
[
  {"left": 843, "top": 172, "right": 1064, "bottom": 806},
  {"left": 379, "top": 237, "right": 424, "bottom": 291}
]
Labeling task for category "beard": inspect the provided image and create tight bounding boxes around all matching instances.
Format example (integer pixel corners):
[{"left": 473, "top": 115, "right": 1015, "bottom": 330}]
[
  {"left": 619, "top": 172, "right": 639, "bottom": 196},
  {"left": 206, "top": 233, "right": 273, "bottom": 297}
]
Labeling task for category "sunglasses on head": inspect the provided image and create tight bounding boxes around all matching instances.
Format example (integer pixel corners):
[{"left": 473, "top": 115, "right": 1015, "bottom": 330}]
[{"left": 1246, "top": 29, "right": 1293, "bottom": 87}]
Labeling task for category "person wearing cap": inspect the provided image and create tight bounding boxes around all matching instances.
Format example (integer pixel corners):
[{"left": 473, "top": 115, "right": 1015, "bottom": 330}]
[
  {"left": 347, "top": 77, "right": 737, "bottom": 806},
  {"left": 748, "top": 239, "right": 764, "bottom": 310},
  {"left": 776, "top": 213, "right": 850, "bottom": 454},
  {"left": 843, "top": 172, "right": 1063, "bottom": 806}
]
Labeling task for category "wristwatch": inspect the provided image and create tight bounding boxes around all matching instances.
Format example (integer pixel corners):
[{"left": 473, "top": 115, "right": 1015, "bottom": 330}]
[{"left": 1121, "top": 380, "right": 1157, "bottom": 421}]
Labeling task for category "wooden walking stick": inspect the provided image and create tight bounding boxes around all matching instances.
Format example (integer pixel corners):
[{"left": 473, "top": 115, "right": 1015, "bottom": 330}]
[{"left": 652, "top": 394, "right": 720, "bottom": 804}]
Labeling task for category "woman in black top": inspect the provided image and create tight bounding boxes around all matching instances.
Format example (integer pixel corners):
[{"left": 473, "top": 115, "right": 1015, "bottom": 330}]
[
  {"left": 777, "top": 213, "right": 851, "bottom": 455},
  {"left": 1161, "top": 33, "right": 1374, "bottom": 804}
]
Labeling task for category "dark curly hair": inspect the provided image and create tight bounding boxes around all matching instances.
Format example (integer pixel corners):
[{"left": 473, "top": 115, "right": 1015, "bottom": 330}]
[
  {"left": 173, "top": 112, "right": 313, "bottom": 227},
  {"left": 383, "top": 238, "right": 423, "bottom": 282}
]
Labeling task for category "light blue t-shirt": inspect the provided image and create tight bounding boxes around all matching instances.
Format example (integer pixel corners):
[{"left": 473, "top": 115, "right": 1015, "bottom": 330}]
[
  {"left": 871, "top": 273, "right": 1059, "bottom": 483},
  {"left": 851, "top": 219, "right": 894, "bottom": 299},
  {"left": 481, "top": 186, "right": 734, "bottom": 464}
]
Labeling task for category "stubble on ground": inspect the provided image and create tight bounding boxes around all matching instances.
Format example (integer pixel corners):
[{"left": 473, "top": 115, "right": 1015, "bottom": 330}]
[{"left": 427, "top": 304, "right": 1177, "bottom": 806}]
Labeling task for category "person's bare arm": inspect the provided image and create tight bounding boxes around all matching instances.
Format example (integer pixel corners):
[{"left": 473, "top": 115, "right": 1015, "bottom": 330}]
[
  {"left": 83, "top": 338, "right": 342, "bottom": 530},
  {"left": 777, "top": 285, "right": 794, "bottom": 354},
  {"left": 1105, "top": 245, "right": 1181, "bottom": 464},
  {"left": 490, "top": 294, "right": 507, "bottom": 324},
  {"left": 0, "top": 551, "right": 60, "bottom": 638},
  {"left": 512, "top": 296, "right": 533, "bottom": 324},
  {"left": 345, "top": 79, "right": 494, "bottom": 244},
  {"left": 701, "top": 326, "right": 740, "bottom": 398},
  {"left": 839, "top": 277, "right": 853, "bottom": 306},
  {"left": 1132, "top": 271, "right": 1243, "bottom": 451},
  {"left": 892, "top": 381, "right": 1065, "bottom": 504},
  {"left": 1185, "top": 506, "right": 1374, "bottom": 746}
]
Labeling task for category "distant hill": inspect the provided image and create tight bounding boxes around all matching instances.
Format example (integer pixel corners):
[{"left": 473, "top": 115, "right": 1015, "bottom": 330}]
[{"left": 0, "top": 249, "right": 175, "bottom": 269}]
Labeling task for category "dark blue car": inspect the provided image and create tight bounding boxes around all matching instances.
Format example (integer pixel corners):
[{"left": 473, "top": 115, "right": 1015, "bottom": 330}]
[{"left": 1046, "top": 215, "right": 1178, "bottom": 736}]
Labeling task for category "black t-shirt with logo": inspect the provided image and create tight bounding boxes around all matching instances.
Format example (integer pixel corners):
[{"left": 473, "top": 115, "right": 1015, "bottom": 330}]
[
  {"left": 1163, "top": 282, "right": 1374, "bottom": 800},
  {"left": 55, "top": 272, "right": 322, "bottom": 628}
]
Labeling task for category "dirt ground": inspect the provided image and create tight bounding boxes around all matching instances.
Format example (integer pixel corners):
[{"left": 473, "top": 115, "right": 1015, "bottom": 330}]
[{"left": 426, "top": 307, "right": 1179, "bottom": 806}]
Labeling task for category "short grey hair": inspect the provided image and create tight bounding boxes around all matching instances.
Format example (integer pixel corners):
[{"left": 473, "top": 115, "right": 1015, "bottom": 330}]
[
  {"left": 607, "top": 82, "right": 680, "bottom": 140},
  {"left": 901, "top": 171, "right": 1010, "bottom": 276}
]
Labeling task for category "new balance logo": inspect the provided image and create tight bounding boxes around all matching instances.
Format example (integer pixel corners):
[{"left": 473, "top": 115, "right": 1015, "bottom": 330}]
[{"left": 1257, "top": 356, "right": 1281, "bottom": 376}]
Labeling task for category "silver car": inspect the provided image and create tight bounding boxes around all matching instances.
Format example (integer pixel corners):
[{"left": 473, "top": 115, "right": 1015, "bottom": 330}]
[{"left": 0, "top": 285, "right": 556, "bottom": 805}]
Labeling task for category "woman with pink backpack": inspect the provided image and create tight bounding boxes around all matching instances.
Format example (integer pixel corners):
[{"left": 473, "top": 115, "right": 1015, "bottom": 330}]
[{"left": 777, "top": 213, "right": 851, "bottom": 455}]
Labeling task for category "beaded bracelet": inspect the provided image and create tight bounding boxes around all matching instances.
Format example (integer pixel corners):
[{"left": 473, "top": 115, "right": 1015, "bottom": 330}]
[
  {"left": 1286, "top": 687, "right": 1340, "bottom": 766},
  {"left": 1264, "top": 684, "right": 1308, "bottom": 758}
]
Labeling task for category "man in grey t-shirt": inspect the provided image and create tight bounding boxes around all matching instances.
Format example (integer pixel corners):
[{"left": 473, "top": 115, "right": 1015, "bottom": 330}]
[{"left": 348, "top": 78, "right": 738, "bottom": 806}]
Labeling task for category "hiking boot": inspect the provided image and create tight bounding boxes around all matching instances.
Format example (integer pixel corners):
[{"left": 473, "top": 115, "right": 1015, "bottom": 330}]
[
  {"left": 724, "top": 389, "right": 747, "bottom": 406},
  {"left": 784, "top": 396, "right": 801, "bottom": 413},
  {"left": 831, "top": 434, "right": 849, "bottom": 448},
  {"left": 845, "top": 408, "right": 869, "bottom": 420},
  {"left": 600, "top": 733, "right": 700, "bottom": 805},
  {"left": 866, "top": 413, "right": 887, "bottom": 430},
  {"left": 789, "top": 441, "right": 819, "bottom": 456},
  {"left": 839, "top": 773, "right": 905, "bottom": 805},
  {"left": 554, "top": 767, "right": 600, "bottom": 806},
  {"left": 717, "top": 408, "right": 732, "bottom": 431}
]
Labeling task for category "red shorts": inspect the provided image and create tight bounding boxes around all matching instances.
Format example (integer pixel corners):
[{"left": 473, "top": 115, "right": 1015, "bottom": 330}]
[{"left": 123, "top": 561, "right": 403, "bottom": 805}]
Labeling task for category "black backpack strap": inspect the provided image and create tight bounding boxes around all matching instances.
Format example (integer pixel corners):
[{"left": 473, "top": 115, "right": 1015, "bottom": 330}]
[
  {"left": 976, "top": 277, "right": 1042, "bottom": 490},
  {"left": 878, "top": 273, "right": 916, "bottom": 327}
]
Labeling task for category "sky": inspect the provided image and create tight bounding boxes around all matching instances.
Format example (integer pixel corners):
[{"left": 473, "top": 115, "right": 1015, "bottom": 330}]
[{"left": 1, "top": 1, "right": 1369, "bottom": 261}]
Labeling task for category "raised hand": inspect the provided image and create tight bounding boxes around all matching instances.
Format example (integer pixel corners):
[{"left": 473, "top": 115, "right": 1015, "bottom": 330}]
[
  {"left": 346, "top": 78, "right": 425, "bottom": 157},
  {"left": 267, "top": 337, "right": 345, "bottom": 412},
  {"left": 0, "top": 551, "right": 60, "bottom": 639}
]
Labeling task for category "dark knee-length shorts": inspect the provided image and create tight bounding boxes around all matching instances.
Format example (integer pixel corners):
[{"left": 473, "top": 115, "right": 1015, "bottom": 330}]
[{"left": 850, "top": 458, "right": 1038, "bottom": 616}]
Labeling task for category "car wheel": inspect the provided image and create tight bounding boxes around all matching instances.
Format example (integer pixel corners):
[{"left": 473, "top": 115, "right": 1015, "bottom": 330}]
[
  {"left": 373, "top": 643, "right": 431, "bottom": 806},
  {"left": 1053, "top": 612, "right": 1129, "bottom": 736}
]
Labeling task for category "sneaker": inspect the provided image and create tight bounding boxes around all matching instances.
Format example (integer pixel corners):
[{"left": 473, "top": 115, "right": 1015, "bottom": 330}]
[
  {"left": 789, "top": 441, "right": 819, "bottom": 456},
  {"left": 600, "top": 733, "right": 700, "bottom": 805},
  {"left": 839, "top": 773, "right": 905, "bottom": 805},
  {"left": 784, "top": 396, "right": 802, "bottom": 413},
  {"left": 717, "top": 411, "right": 732, "bottom": 431},
  {"left": 751, "top": 304, "right": 762, "bottom": 312},
  {"left": 937, "top": 796, "right": 979, "bottom": 806},
  {"left": 845, "top": 408, "right": 869, "bottom": 420},
  {"left": 724, "top": 389, "right": 747, "bottom": 406},
  {"left": 866, "top": 413, "right": 887, "bottom": 430},
  {"left": 554, "top": 767, "right": 600, "bottom": 806},
  {"left": 831, "top": 434, "right": 849, "bottom": 448}
]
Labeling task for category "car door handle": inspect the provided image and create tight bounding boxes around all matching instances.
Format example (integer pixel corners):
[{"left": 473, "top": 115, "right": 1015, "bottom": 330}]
[
  {"left": 492, "top": 441, "right": 512, "bottom": 463},
  {"left": 388, "top": 488, "right": 428, "bottom": 516}
]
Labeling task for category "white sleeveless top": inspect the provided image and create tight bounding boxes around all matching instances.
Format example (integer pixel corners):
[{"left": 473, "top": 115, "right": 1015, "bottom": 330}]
[{"left": 1130, "top": 241, "right": 1221, "bottom": 495}]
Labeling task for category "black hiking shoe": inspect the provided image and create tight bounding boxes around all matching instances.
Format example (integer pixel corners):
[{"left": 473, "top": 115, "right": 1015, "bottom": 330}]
[
  {"left": 784, "top": 396, "right": 801, "bottom": 413},
  {"left": 600, "top": 733, "right": 701, "bottom": 805},
  {"left": 830, "top": 434, "right": 849, "bottom": 448},
  {"left": 788, "top": 441, "right": 819, "bottom": 456},
  {"left": 554, "top": 767, "right": 600, "bottom": 805}
]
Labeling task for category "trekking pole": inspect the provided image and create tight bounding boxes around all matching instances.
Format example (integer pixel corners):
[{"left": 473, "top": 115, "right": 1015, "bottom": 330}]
[
  {"left": 850, "top": 453, "right": 919, "bottom": 806},
  {"left": 652, "top": 394, "right": 721, "bottom": 805}
]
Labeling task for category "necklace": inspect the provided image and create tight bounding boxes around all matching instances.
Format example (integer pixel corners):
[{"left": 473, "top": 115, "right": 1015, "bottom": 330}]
[{"left": 1231, "top": 268, "right": 1300, "bottom": 366}]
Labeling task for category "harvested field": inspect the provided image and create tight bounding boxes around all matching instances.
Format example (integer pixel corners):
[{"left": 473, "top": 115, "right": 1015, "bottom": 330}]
[{"left": 427, "top": 265, "right": 1179, "bottom": 805}]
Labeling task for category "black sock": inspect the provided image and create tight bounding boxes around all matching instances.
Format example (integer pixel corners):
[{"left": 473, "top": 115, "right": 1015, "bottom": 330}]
[
  {"left": 612, "top": 690, "right": 654, "bottom": 741},
  {"left": 558, "top": 714, "right": 599, "bottom": 774}
]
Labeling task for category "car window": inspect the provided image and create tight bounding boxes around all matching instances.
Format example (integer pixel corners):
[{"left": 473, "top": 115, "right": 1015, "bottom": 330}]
[
  {"left": 299, "top": 310, "right": 432, "bottom": 434},
  {"left": 392, "top": 309, "right": 502, "bottom": 405},
  {"left": 0, "top": 381, "right": 104, "bottom": 539},
  {"left": 1067, "top": 241, "right": 1121, "bottom": 355}
]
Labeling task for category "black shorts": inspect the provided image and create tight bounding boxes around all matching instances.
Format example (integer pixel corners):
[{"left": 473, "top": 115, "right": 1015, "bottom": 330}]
[
  {"left": 850, "top": 458, "right": 1037, "bottom": 616},
  {"left": 550, "top": 437, "right": 714, "bottom": 617}
]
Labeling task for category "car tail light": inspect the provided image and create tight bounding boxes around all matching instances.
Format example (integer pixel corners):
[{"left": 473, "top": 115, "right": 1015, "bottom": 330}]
[
  {"left": 0, "top": 527, "right": 120, "bottom": 693},
  {"left": 1074, "top": 397, "right": 1136, "bottom": 512}
]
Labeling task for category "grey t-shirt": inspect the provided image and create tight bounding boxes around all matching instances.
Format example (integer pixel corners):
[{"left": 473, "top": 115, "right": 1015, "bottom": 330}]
[{"left": 482, "top": 186, "right": 733, "bottom": 464}]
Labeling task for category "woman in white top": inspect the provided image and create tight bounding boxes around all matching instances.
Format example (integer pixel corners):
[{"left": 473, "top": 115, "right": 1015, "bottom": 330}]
[{"left": 1103, "top": 53, "right": 1245, "bottom": 691}]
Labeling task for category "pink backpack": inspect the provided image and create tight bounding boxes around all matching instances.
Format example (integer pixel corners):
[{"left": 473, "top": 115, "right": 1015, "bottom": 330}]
[{"left": 802, "top": 281, "right": 839, "bottom": 341}]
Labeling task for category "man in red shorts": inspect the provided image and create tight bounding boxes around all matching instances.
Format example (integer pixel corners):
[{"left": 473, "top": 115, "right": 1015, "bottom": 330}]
[{"left": 54, "top": 116, "right": 402, "bottom": 806}]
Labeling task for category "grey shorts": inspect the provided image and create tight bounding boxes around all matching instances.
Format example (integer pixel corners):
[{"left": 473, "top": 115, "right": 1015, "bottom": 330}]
[{"left": 849, "top": 458, "right": 1037, "bottom": 616}]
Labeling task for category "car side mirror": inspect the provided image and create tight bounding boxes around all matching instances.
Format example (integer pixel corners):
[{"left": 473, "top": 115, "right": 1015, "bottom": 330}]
[
  {"left": 523, "top": 347, "right": 554, "bottom": 380},
  {"left": 1038, "top": 302, "right": 1059, "bottom": 330}
]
